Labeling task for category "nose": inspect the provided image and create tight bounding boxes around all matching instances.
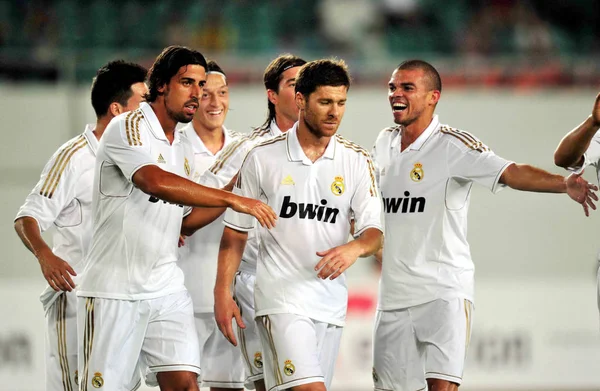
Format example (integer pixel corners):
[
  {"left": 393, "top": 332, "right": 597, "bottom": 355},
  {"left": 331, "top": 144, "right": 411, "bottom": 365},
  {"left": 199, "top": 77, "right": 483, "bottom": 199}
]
[
  {"left": 191, "top": 83, "right": 201, "bottom": 98},
  {"left": 329, "top": 104, "right": 340, "bottom": 118}
]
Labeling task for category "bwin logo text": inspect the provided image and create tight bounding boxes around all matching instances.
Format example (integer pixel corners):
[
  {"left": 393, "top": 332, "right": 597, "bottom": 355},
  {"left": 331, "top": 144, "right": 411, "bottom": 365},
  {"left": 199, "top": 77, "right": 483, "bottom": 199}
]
[
  {"left": 383, "top": 191, "right": 425, "bottom": 213},
  {"left": 279, "top": 196, "right": 340, "bottom": 223}
]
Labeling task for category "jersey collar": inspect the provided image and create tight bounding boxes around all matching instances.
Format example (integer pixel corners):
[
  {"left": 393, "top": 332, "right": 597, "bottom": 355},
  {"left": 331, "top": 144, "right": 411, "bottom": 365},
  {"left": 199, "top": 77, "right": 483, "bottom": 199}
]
[
  {"left": 181, "top": 123, "right": 232, "bottom": 156},
  {"left": 392, "top": 115, "right": 439, "bottom": 151},
  {"left": 270, "top": 119, "right": 284, "bottom": 137},
  {"left": 139, "top": 102, "right": 182, "bottom": 144},
  {"left": 286, "top": 123, "right": 336, "bottom": 164},
  {"left": 82, "top": 124, "right": 99, "bottom": 156}
]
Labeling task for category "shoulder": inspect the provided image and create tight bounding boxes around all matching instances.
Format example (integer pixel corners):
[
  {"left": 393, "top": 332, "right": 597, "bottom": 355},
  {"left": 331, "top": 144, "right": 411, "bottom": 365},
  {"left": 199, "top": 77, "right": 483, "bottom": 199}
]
[
  {"left": 104, "top": 108, "right": 148, "bottom": 147},
  {"left": 374, "top": 125, "right": 400, "bottom": 147},
  {"left": 438, "top": 124, "right": 490, "bottom": 153},
  {"left": 334, "top": 134, "right": 372, "bottom": 160},
  {"left": 226, "top": 128, "right": 244, "bottom": 140},
  {"left": 49, "top": 133, "right": 92, "bottom": 168},
  {"left": 248, "top": 133, "right": 287, "bottom": 157}
]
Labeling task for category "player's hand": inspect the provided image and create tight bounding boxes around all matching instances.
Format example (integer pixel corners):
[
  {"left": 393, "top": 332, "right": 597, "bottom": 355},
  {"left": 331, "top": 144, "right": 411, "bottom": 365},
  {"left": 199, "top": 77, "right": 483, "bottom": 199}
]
[
  {"left": 315, "top": 242, "right": 363, "bottom": 280},
  {"left": 38, "top": 250, "right": 77, "bottom": 292},
  {"left": 591, "top": 92, "right": 600, "bottom": 127},
  {"left": 231, "top": 196, "right": 277, "bottom": 229},
  {"left": 566, "top": 171, "right": 598, "bottom": 216},
  {"left": 214, "top": 291, "right": 245, "bottom": 346}
]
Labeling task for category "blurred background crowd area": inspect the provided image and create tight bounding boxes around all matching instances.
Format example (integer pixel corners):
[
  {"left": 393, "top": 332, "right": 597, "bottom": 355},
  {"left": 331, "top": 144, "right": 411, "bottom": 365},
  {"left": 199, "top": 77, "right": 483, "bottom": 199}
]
[{"left": 2, "top": 0, "right": 600, "bottom": 87}]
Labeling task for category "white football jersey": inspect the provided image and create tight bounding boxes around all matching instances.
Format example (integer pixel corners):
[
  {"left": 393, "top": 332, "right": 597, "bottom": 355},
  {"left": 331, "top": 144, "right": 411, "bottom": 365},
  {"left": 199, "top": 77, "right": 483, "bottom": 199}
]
[
  {"left": 199, "top": 120, "right": 284, "bottom": 274},
  {"left": 177, "top": 123, "right": 243, "bottom": 313},
  {"left": 224, "top": 124, "right": 383, "bottom": 326},
  {"left": 15, "top": 125, "right": 98, "bottom": 311},
  {"left": 78, "top": 102, "right": 196, "bottom": 300},
  {"left": 372, "top": 115, "right": 512, "bottom": 310}
]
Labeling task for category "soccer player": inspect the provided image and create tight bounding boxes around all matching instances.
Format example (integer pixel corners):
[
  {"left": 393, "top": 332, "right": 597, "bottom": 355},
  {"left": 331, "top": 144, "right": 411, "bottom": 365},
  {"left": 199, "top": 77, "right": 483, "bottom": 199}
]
[
  {"left": 14, "top": 60, "right": 147, "bottom": 391},
  {"left": 177, "top": 60, "right": 245, "bottom": 391},
  {"left": 553, "top": 92, "right": 600, "bottom": 318},
  {"left": 371, "top": 60, "right": 598, "bottom": 391},
  {"left": 215, "top": 59, "right": 384, "bottom": 391},
  {"left": 196, "top": 53, "right": 306, "bottom": 391},
  {"left": 75, "top": 46, "right": 276, "bottom": 391}
]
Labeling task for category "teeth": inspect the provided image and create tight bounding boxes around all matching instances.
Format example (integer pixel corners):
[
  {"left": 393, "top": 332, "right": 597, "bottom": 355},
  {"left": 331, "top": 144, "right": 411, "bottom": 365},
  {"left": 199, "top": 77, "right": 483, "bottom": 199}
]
[
  {"left": 393, "top": 103, "right": 407, "bottom": 111},
  {"left": 208, "top": 110, "right": 223, "bottom": 115}
]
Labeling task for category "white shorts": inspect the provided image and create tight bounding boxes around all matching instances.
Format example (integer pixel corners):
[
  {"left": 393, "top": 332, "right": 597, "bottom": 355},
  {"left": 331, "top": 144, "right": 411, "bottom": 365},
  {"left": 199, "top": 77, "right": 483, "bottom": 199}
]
[
  {"left": 257, "top": 313, "right": 342, "bottom": 391},
  {"left": 373, "top": 298, "right": 474, "bottom": 390},
  {"left": 234, "top": 271, "right": 263, "bottom": 388},
  {"left": 195, "top": 312, "right": 245, "bottom": 388},
  {"left": 77, "top": 290, "right": 200, "bottom": 391},
  {"left": 46, "top": 291, "right": 78, "bottom": 391}
]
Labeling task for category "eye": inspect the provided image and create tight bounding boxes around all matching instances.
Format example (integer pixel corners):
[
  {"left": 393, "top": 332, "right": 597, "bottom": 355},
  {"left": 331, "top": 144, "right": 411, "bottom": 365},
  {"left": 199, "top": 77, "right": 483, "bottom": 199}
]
[
  {"left": 182, "top": 80, "right": 191, "bottom": 86},
  {"left": 202, "top": 93, "right": 209, "bottom": 99},
  {"left": 389, "top": 85, "right": 395, "bottom": 92}
]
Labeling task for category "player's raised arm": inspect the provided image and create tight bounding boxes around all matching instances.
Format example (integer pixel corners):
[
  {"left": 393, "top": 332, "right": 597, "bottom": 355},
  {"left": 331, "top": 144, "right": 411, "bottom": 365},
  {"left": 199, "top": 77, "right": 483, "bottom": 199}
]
[{"left": 554, "top": 92, "right": 600, "bottom": 168}]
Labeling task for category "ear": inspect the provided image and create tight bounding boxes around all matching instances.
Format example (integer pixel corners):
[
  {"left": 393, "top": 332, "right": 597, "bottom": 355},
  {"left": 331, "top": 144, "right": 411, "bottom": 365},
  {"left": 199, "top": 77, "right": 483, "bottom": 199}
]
[
  {"left": 108, "top": 102, "right": 123, "bottom": 117},
  {"left": 295, "top": 91, "right": 305, "bottom": 110},
  {"left": 429, "top": 90, "right": 441, "bottom": 106},
  {"left": 267, "top": 89, "right": 278, "bottom": 106}
]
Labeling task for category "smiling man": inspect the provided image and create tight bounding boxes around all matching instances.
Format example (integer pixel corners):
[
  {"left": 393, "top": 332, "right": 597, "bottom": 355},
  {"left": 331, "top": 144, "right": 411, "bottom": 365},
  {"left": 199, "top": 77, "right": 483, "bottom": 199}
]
[
  {"left": 371, "top": 59, "right": 598, "bottom": 391},
  {"left": 214, "top": 59, "right": 383, "bottom": 391},
  {"left": 75, "top": 46, "right": 277, "bottom": 391},
  {"left": 177, "top": 60, "right": 245, "bottom": 391}
]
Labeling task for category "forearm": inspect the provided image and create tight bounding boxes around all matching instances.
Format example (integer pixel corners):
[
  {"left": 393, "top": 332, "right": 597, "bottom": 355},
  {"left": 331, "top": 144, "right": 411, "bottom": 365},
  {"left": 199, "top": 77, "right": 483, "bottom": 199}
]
[
  {"left": 181, "top": 207, "right": 227, "bottom": 236},
  {"left": 350, "top": 227, "right": 384, "bottom": 258},
  {"left": 135, "top": 167, "right": 239, "bottom": 209},
  {"left": 214, "top": 227, "right": 247, "bottom": 296},
  {"left": 180, "top": 177, "right": 239, "bottom": 236},
  {"left": 554, "top": 115, "right": 600, "bottom": 168},
  {"left": 14, "top": 217, "right": 52, "bottom": 260},
  {"left": 500, "top": 163, "right": 566, "bottom": 193}
]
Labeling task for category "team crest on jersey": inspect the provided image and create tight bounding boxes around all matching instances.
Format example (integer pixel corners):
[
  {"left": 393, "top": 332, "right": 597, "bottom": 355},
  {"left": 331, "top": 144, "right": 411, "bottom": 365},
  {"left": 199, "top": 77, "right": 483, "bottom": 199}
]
[
  {"left": 92, "top": 372, "right": 104, "bottom": 388},
  {"left": 284, "top": 359, "right": 295, "bottom": 376},
  {"left": 331, "top": 176, "right": 345, "bottom": 196},
  {"left": 410, "top": 163, "right": 424, "bottom": 182},
  {"left": 74, "top": 370, "right": 79, "bottom": 386},
  {"left": 372, "top": 367, "right": 379, "bottom": 383},
  {"left": 184, "top": 158, "right": 191, "bottom": 177},
  {"left": 254, "top": 352, "right": 263, "bottom": 368},
  {"left": 157, "top": 153, "right": 166, "bottom": 164},
  {"left": 281, "top": 175, "right": 295, "bottom": 185}
]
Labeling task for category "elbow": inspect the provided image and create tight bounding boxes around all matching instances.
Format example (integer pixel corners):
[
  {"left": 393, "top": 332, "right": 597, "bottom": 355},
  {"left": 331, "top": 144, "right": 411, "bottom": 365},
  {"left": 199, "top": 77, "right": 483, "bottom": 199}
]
[{"left": 553, "top": 152, "right": 569, "bottom": 169}]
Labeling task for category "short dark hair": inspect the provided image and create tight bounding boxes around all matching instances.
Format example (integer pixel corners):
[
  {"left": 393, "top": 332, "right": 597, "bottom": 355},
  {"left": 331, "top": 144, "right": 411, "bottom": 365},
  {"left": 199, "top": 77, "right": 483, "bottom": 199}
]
[
  {"left": 145, "top": 45, "right": 208, "bottom": 103},
  {"left": 206, "top": 60, "right": 226, "bottom": 77},
  {"left": 261, "top": 54, "right": 306, "bottom": 128},
  {"left": 397, "top": 59, "right": 442, "bottom": 92},
  {"left": 295, "top": 59, "right": 350, "bottom": 98},
  {"left": 90, "top": 60, "right": 147, "bottom": 117}
]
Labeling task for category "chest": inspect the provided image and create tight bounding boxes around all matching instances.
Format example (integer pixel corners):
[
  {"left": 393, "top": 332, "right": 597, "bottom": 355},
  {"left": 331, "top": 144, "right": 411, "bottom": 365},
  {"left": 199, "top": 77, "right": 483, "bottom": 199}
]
[{"left": 149, "top": 142, "right": 193, "bottom": 180}]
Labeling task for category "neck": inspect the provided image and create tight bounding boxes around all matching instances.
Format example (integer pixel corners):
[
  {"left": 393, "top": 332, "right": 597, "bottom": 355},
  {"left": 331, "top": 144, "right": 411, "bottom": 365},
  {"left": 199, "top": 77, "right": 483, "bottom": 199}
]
[
  {"left": 400, "top": 115, "right": 434, "bottom": 151},
  {"left": 297, "top": 117, "right": 331, "bottom": 163},
  {"left": 150, "top": 101, "right": 176, "bottom": 143},
  {"left": 93, "top": 116, "right": 112, "bottom": 140},
  {"left": 274, "top": 112, "right": 296, "bottom": 133},
  {"left": 194, "top": 123, "right": 225, "bottom": 155}
]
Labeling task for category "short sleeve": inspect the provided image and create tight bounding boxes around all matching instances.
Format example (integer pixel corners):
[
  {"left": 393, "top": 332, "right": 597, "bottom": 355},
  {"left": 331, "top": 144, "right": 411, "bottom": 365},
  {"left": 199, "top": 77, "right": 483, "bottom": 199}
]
[
  {"left": 351, "top": 153, "right": 384, "bottom": 237},
  {"left": 102, "top": 118, "right": 156, "bottom": 183},
  {"left": 223, "top": 151, "right": 261, "bottom": 232},
  {"left": 15, "top": 141, "right": 83, "bottom": 231},
  {"left": 207, "top": 136, "right": 254, "bottom": 186},
  {"left": 571, "top": 131, "right": 600, "bottom": 173},
  {"left": 447, "top": 139, "right": 513, "bottom": 194}
]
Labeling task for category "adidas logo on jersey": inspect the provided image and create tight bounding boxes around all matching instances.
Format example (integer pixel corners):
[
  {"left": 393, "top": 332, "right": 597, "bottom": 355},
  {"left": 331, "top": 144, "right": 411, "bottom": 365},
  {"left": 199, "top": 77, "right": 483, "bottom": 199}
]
[
  {"left": 279, "top": 196, "right": 339, "bottom": 223},
  {"left": 382, "top": 191, "right": 425, "bottom": 214},
  {"left": 281, "top": 175, "right": 295, "bottom": 185},
  {"left": 157, "top": 153, "right": 166, "bottom": 164}
]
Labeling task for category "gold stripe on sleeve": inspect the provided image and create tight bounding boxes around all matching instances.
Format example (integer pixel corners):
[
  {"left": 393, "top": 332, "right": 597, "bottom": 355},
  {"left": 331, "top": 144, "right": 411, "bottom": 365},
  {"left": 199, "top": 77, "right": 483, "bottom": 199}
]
[
  {"left": 40, "top": 136, "right": 85, "bottom": 198},
  {"left": 43, "top": 141, "right": 87, "bottom": 199}
]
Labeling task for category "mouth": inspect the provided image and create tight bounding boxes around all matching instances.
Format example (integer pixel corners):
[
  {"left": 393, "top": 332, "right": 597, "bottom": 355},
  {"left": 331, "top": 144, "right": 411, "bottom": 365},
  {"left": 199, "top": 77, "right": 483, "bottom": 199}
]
[
  {"left": 392, "top": 102, "right": 407, "bottom": 112},
  {"left": 183, "top": 102, "right": 198, "bottom": 115},
  {"left": 207, "top": 109, "right": 223, "bottom": 116}
]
